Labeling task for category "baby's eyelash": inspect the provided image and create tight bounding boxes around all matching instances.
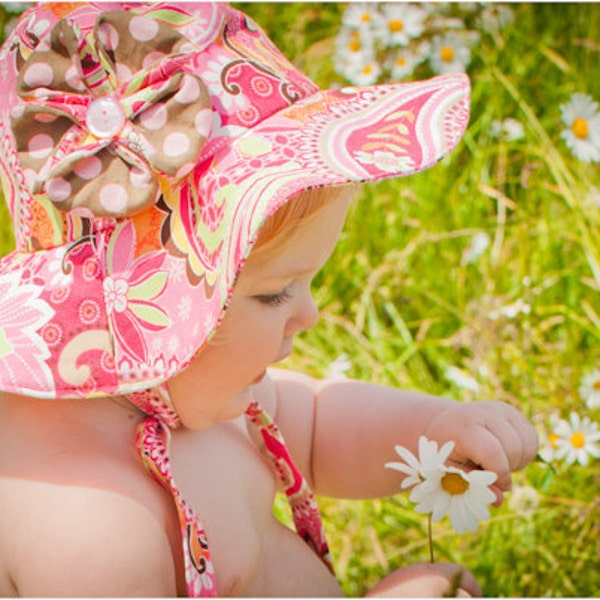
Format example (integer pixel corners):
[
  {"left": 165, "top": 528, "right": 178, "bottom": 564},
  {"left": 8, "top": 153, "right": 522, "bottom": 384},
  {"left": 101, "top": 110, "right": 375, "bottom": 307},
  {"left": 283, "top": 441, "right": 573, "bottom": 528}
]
[{"left": 255, "top": 289, "right": 292, "bottom": 307}]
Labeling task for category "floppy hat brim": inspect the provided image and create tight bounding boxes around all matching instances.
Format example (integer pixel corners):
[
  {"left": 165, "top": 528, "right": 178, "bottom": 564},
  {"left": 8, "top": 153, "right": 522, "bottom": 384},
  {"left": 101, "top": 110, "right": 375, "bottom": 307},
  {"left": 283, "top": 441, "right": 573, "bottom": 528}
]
[
  {"left": 207, "top": 73, "right": 471, "bottom": 268},
  {"left": 0, "top": 72, "right": 469, "bottom": 399}
]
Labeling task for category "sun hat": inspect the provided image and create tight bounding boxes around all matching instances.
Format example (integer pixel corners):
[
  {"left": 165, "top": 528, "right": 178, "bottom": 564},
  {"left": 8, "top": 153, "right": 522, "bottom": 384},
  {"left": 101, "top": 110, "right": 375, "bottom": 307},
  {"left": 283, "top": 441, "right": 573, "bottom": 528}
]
[{"left": 0, "top": 2, "right": 470, "bottom": 403}]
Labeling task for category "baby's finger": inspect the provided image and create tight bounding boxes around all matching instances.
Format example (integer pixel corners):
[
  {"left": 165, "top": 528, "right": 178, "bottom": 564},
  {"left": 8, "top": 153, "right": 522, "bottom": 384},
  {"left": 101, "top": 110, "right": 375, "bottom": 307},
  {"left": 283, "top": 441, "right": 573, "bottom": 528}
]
[
  {"left": 508, "top": 412, "right": 540, "bottom": 470},
  {"left": 451, "top": 427, "right": 512, "bottom": 490}
]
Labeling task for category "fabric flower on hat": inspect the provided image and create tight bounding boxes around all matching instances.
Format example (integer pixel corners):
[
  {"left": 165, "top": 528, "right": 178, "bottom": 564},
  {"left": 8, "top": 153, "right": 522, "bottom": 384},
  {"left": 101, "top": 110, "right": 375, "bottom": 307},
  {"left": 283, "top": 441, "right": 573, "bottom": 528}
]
[{"left": 11, "top": 9, "right": 212, "bottom": 217}]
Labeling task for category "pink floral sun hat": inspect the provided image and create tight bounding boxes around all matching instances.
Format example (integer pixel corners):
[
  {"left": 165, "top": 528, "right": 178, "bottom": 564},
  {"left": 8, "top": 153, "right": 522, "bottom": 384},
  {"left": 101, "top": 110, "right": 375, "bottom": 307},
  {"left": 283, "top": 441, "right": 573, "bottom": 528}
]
[{"left": 0, "top": 2, "right": 470, "bottom": 403}]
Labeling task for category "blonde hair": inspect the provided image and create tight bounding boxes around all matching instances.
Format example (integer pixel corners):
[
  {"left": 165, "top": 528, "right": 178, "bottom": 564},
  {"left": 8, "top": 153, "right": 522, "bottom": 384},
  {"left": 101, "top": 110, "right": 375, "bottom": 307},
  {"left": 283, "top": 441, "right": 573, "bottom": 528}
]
[{"left": 250, "top": 183, "right": 359, "bottom": 261}]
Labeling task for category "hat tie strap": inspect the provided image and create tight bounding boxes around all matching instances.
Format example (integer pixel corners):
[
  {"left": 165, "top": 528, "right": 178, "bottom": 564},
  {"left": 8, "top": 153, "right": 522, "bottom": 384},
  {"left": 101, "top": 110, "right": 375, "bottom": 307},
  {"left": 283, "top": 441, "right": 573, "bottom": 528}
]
[
  {"left": 245, "top": 400, "right": 334, "bottom": 574},
  {"left": 136, "top": 417, "right": 217, "bottom": 597}
]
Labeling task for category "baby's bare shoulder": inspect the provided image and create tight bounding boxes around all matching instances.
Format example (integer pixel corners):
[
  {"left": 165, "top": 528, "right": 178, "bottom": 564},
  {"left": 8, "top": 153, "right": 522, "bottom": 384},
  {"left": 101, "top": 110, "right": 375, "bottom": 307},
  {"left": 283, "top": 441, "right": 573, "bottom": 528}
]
[{"left": 0, "top": 477, "right": 177, "bottom": 596}]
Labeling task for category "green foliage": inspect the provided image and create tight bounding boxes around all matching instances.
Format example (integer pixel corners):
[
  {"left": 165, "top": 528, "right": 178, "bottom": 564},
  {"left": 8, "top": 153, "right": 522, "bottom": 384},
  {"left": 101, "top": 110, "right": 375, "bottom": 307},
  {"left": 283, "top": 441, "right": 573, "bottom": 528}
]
[{"left": 0, "top": 2, "right": 599, "bottom": 596}]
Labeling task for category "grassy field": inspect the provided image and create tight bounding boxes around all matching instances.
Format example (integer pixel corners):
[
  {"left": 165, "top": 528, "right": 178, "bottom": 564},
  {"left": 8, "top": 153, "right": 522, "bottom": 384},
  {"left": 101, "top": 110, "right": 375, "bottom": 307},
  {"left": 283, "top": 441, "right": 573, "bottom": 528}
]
[{"left": 1, "top": 3, "right": 599, "bottom": 597}]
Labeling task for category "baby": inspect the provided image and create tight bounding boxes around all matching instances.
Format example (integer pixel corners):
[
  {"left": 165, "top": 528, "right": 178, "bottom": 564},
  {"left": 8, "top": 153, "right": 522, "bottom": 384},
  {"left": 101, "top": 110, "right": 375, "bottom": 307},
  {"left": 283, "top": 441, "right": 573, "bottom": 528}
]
[{"left": 0, "top": 3, "right": 538, "bottom": 597}]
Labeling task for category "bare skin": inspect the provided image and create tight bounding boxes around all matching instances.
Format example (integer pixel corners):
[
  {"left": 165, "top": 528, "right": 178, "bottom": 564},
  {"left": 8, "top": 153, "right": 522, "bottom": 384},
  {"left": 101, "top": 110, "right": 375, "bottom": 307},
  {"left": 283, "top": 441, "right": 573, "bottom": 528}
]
[{"left": 0, "top": 193, "right": 538, "bottom": 596}]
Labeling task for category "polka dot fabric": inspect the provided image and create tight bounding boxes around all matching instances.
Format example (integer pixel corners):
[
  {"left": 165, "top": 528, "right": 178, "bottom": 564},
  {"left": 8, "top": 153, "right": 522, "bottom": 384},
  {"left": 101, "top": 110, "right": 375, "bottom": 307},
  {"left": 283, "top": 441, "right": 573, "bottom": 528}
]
[
  {"left": 12, "top": 10, "right": 212, "bottom": 218},
  {"left": 0, "top": 2, "right": 470, "bottom": 403}
]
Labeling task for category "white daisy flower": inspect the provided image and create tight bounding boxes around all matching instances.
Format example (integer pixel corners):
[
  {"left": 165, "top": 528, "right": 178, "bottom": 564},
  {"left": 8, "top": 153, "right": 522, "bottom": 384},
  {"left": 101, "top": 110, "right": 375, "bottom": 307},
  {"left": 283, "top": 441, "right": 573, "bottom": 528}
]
[
  {"left": 342, "top": 3, "right": 384, "bottom": 32},
  {"left": 538, "top": 413, "right": 562, "bottom": 463},
  {"left": 387, "top": 46, "right": 426, "bottom": 80},
  {"left": 325, "top": 353, "right": 352, "bottom": 380},
  {"left": 552, "top": 412, "right": 600, "bottom": 466},
  {"left": 478, "top": 4, "right": 515, "bottom": 35},
  {"left": 508, "top": 484, "right": 539, "bottom": 517},
  {"left": 560, "top": 93, "right": 600, "bottom": 163},
  {"left": 490, "top": 118, "right": 525, "bottom": 142},
  {"left": 374, "top": 3, "right": 427, "bottom": 47},
  {"left": 462, "top": 231, "right": 490, "bottom": 264},
  {"left": 409, "top": 465, "right": 498, "bottom": 534},
  {"left": 345, "top": 57, "right": 383, "bottom": 86},
  {"left": 579, "top": 369, "right": 600, "bottom": 409},
  {"left": 386, "top": 435, "right": 454, "bottom": 489},
  {"left": 444, "top": 365, "right": 480, "bottom": 393},
  {"left": 334, "top": 25, "right": 377, "bottom": 83},
  {"left": 429, "top": 33, "right": 472, "bottom": 74}
]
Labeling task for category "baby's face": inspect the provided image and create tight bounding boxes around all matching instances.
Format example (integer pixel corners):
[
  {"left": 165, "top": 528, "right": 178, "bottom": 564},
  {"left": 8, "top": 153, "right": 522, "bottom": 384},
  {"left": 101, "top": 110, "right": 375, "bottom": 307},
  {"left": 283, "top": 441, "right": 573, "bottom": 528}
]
[{"left": 167, "top": 193, "right": 352, "bottom": 429}]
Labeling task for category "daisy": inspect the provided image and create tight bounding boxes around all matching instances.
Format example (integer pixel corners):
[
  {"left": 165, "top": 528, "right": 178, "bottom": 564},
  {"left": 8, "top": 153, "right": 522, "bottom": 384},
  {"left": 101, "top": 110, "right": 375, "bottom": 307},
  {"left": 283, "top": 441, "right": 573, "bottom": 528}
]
[
  {"left": 478, "top": 4, "right": 515, "bottom": 35},
  {"left": 444, "top": 365, "right": 480, "bottom": 393},
  {"left": 386, "top": 435, "right": 454, "bottom": 489},
  {"left": 560, "top": 93, "right": 600, "bottom": 163},
  {"left": 490, "top": 117, "right": 525, "bottom": 142},
  {"left": 429, "top": 32, "right": 472, "bottom": 74},
  {"left": 507, "top": 484, "right": 539, "bottom": 517},
  {"left": 324, "top": 353, "right": 352, "bottom": 380},
  {"left": 409, "top": 465, "right": 498, "bottom": 534},
  {"left": 342, "top": 3, "right": 384, "bottom": 32},
  {"left": 538, "top": 413, "right": 562, "bottom": 463},
  {"left": 462, "top": 231, "right": 490, "bottom": 264},
  {"left": 374, "top": 3, "right": 427, "bottom": 47},
  {"left": 344, "top": 57, "right": 383, "bottom": 86},
  {"left": 387, "top": 46, "right": 426, "bottom": 80},
  {"left": 552, "top": 412, "right": 600, "bottom": 466},
  {"left": 579, "top": 369, "right": 600, "bottom": 409},
  {"left": 334, "top": 25, "right": 376, "bottom": 83}
]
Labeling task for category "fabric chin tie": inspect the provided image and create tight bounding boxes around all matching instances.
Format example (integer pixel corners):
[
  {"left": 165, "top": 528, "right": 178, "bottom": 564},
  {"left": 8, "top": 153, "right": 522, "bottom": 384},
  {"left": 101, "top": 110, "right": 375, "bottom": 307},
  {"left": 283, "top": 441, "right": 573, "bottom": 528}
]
[{"left": 132, "top": 389, "right": 333, "bottom": 597}]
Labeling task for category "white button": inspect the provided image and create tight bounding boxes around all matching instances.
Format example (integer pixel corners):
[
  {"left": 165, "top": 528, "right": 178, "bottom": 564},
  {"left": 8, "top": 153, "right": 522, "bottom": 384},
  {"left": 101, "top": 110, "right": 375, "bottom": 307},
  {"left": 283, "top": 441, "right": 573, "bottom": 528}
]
[{"left": 86, "top": 96, "right": 126, "bottom": 138}]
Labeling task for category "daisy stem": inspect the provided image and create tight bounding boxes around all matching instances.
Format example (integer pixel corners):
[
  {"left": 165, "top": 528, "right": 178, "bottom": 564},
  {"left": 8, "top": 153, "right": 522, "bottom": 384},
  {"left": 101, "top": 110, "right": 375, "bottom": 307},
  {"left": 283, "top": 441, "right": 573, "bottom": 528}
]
[{"left": 428, "top": 515, "right": 435, "bottom": 563}]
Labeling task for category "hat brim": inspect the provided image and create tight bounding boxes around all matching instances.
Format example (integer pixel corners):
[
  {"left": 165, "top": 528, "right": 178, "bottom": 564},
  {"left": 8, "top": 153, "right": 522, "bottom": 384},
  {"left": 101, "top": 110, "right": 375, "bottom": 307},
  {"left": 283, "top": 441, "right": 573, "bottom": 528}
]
[
  {"left": 0, "top": 72, "right": 469, "bottom": 399},
  {"left": 209, "top": 72, "right": 470, "bottom": 270}
]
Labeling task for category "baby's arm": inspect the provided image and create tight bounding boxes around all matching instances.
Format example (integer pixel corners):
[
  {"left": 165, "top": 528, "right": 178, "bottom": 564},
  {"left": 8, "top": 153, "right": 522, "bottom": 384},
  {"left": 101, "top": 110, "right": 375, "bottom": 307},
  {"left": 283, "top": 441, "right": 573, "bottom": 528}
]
[{"left": 265, "top": 368, "right": 538, "bottom": 501}]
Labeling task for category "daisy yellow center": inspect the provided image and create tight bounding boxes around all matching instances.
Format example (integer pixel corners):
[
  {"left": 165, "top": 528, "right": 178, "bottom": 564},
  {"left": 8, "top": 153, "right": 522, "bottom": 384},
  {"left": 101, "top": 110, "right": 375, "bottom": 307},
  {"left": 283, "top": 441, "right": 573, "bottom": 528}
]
[
  {"left": 361, "top": 13, "right": 371, "bottom": 23},
  {"left": 549, "top": 433, "right": 560, "bottom": 449},
  {"left": 441, "top": 472, "right": 469, "bottom": 495},
  {"left": 440, "top": 46, "right": 455, "bottom": 63},
  {"left": 362, "top": 65, "right": 373, "bottom": 75},
  {"left": 593, "top": 380, "right": 600, "bottom": 391},
  {"left": 396, "top": 57, "right": 407, "bottom": 67},
  {"left": 571, "top": 117, "right": 589, "bottom": 139},
  {"left": 348, "top": 40, "right": 361, "bottom": 52},
  {"left": 389, "top": 19, "right": 404, "bottom": 33},
  {"left": 570, "top": 432, "right": 585, "bottom": 448}
]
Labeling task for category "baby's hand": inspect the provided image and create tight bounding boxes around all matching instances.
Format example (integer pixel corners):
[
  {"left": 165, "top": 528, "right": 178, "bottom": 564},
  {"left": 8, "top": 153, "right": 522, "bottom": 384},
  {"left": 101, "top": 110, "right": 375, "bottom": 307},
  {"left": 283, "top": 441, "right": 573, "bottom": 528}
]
[
  {"left": 365, "top": 562, "right": 481, "bottom": 597},
  {"left": 424, "top": 400, "right": 539, "bottom": 504}
]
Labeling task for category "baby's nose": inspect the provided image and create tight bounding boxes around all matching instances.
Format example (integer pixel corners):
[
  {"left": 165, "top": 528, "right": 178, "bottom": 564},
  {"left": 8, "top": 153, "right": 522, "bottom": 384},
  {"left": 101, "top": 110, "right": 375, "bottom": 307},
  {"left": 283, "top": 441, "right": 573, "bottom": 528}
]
[{"left": 286, "top": 295, "right": 319, "bottom": 336}]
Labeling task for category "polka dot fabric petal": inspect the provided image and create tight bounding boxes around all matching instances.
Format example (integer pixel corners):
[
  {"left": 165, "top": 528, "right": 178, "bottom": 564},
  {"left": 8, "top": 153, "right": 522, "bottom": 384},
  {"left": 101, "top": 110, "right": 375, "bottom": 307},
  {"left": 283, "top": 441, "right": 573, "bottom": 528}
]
[{"left": 11, "top": 10, "right": 211, "bottom": 218}]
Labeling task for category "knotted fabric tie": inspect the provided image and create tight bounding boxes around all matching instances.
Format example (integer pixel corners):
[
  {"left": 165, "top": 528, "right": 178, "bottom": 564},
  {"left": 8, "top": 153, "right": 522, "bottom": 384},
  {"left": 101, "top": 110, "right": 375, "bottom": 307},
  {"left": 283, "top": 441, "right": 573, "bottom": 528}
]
[{"left": 135, "top": 398, "right": 332, "bottom": 597}]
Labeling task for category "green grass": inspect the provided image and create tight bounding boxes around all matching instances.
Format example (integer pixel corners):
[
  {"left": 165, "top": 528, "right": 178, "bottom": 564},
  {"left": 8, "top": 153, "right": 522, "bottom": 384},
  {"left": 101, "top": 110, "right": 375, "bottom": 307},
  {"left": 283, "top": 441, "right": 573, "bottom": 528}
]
[{"left": 2, "top": 2, "right": 599, "bottom": 596}]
